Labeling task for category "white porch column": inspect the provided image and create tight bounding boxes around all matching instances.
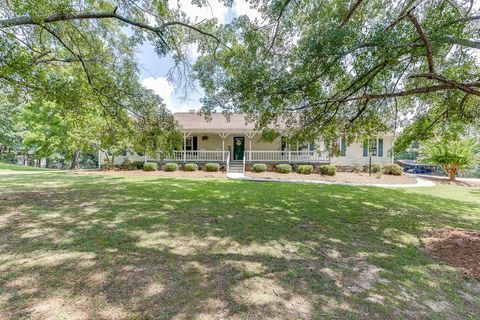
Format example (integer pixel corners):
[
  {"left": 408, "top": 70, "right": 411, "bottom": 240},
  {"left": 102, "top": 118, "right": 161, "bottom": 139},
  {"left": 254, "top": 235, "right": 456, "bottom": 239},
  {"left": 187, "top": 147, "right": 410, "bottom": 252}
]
[
  {"left": 245, "top": 132, "right": 256, "bottom": 163},
  {"left": 217, "top": 132, "right": 229, "bottom": 162},
  {"left": 183, "top": 132, "right": 191, "bottom": 162}
]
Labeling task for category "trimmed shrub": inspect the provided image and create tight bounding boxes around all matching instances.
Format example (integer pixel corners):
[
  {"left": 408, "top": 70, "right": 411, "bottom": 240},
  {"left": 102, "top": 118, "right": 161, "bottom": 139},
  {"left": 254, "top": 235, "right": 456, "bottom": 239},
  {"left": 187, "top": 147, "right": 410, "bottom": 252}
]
[
  {"left": 371, "top": 164, "right": 382, "bottom": 173},
  {"left": 352, "top": 162, "right": 363, "bottom": 173},
  {"left": 184, "top": 163, "right": 198, "bottom": 171},
  {"left": 276, "top": 164, "right": 292, "bottom": 173},
  {"left": 143, "top": 163, "right": 158, "bottom": 171},
  {"left": 252, "top": 163, "right": 267, "bottom": 173},
  {"left": 130, "top": 161, "right": 144, "bottom": 170},
  {"left": 100, "top": 163, "right": 112, "bottom": 170},
  {"left": 164, "top": 162, "right": 179, "bottom": 172},
  {"left": 120, "top": 158, "right": 133, "bottom": 170},
  {"left": 298, "top": 164, "right": 313, "bottom": 175},
  {"left": 382, "top": 163, "right": 403, "bottom": 176},
  {"left": 319, "top": 164, "right": 336, "bottom": 176},
  {"left": 205, "top": 163, "right": 220, "bottom": 172}
]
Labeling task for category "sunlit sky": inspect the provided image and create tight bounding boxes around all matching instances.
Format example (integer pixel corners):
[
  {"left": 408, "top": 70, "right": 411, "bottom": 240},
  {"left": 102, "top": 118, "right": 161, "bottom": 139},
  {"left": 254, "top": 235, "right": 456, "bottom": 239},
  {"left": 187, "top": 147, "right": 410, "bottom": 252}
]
[{"left": 136, "top": 0, "right": 262, "bottom": 113}]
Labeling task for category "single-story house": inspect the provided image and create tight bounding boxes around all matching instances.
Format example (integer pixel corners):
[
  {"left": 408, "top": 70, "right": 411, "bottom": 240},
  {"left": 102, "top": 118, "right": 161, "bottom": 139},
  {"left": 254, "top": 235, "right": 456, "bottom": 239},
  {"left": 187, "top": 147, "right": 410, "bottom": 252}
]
[{"left": 99, "top": 112, "right": 394, "bottom": 170}]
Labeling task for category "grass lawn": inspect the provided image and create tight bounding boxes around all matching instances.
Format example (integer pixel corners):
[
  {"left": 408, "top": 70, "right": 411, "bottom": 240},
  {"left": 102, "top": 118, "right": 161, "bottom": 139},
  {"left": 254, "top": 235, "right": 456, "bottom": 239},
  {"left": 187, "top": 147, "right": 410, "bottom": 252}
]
[
  {"left": 0, "top": 162, "right": 52, "bottom": 171},
  {"left": 0, "top": 170, "right": 479, "bottom": 319}
]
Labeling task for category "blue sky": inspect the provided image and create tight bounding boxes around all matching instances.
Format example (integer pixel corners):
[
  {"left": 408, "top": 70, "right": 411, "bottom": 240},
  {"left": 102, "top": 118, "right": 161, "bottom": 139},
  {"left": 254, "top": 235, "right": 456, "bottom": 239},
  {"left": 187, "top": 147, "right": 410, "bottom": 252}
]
[{"left": 136, "top": 0, "right": 261, "bottom": 112}]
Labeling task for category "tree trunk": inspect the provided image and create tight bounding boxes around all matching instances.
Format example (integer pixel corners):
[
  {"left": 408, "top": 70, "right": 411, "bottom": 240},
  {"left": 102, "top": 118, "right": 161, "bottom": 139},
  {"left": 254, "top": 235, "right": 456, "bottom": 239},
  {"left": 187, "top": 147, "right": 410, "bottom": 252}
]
[
  {"left": 447, "top": 170, "right": 457, "bottom": 181},
  {"left": 443, "top": 164, "right": 457, "bottom": 181},
  {"left": 70, "top": 150, "right": 80, "bottom": 170}
]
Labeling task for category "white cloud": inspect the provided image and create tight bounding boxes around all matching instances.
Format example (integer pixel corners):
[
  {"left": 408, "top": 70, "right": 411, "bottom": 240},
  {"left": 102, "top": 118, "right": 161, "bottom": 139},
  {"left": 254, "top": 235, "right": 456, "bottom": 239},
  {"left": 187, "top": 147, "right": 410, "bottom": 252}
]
[
  {"left": 168, "top": 0, "right": 229, "bottom": 23},
  {"left": 141, "top": 77, "right": 197, "bottom": 112},
  {"left": 232, "top": 0, "right": 263, "bottom": 23}
]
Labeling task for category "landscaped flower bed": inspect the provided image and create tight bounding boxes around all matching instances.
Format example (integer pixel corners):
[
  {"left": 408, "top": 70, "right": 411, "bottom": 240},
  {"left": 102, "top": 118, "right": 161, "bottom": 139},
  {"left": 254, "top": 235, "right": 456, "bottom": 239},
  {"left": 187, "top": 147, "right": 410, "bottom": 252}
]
[{"left": 245, "top": 171, "right": 415, "bottom": 185}]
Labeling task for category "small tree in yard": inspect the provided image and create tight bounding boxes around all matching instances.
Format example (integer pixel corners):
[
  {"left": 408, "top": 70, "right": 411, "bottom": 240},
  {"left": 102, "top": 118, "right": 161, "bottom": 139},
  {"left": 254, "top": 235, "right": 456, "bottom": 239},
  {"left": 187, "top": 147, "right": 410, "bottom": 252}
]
[{"left": 420, "top": 138, "right": 478, "bottom": 180}]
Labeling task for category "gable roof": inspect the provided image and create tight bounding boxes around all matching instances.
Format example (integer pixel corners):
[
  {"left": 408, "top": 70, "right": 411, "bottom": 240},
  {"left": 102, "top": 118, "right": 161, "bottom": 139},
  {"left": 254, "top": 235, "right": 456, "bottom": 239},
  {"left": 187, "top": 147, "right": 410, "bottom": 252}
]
[
  {"left": 173, "top": 112, "right": 284, "bottom": 132},
  {"left": 173, "top": 112, "right": 395, "bottom": 137}
]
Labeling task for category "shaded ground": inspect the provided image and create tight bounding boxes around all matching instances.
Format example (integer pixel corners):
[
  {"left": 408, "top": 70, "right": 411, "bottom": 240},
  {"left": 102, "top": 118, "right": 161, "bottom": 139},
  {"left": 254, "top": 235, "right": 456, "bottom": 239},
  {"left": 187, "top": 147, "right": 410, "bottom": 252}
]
[
  {"left": 0, "top": 171, "right": 479, "bottom": 319},
  {"left": 246, "top": 171, "right": 416, "bottom": 185},
  {"left": 80, "top": 169, "right": 227, "bottom": 179},
  {"left": 0, "top": 162, "right": 52, "bottom": 171},
  {"left": 423, "top": 228, "right": 480, "bottom": 279}
]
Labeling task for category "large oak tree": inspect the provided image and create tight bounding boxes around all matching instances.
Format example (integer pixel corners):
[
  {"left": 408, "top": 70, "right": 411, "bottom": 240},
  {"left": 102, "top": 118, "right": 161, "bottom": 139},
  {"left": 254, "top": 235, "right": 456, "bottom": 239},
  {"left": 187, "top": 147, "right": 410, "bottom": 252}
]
[{"left": 1, "top": 0, "right": 480, "bottom": 153}]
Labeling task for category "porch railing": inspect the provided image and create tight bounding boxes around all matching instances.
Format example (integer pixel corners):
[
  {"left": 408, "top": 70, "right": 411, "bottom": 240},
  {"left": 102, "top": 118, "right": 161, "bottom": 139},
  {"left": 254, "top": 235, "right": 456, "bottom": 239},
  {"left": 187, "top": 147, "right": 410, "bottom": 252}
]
[
  {"left": 172, "top": 151, "right": 229, "bottom": 162},
  {"left": 244, "top": 150, "right": 329, "bottom": 163}
]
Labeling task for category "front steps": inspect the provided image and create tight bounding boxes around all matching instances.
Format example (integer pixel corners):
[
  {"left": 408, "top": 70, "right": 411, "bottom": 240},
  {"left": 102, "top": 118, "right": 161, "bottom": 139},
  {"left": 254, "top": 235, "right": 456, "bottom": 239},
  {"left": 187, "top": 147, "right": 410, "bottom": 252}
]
[{"left": 228, "top": 161, "right": 244, "bottom": 173}]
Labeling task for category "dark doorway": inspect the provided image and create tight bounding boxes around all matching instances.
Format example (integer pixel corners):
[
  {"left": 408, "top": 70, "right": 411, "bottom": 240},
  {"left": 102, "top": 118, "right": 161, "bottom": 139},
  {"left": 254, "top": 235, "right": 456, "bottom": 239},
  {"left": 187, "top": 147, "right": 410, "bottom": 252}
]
[{"left": 233, "top": 137, "right": 245, "bottom": 160}]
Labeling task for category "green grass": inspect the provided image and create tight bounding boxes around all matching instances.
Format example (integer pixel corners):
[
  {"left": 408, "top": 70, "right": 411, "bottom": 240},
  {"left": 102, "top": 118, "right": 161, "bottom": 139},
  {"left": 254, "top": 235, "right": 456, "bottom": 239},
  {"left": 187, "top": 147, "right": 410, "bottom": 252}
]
[
  {"left": 0, "top": 170, "right": 479, "bottom": 319},
  {"left": 0, "top": 162, "right": 52, "bottom": 171}
]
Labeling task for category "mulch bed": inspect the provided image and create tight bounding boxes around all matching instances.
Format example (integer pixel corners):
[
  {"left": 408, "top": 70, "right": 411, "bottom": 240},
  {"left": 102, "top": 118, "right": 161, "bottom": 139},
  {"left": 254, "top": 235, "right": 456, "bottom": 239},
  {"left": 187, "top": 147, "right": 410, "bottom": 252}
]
[
  {"left": 245, "top": 171, "right": 416, "bottom": 185},
  {"left": 422, "top": 176, "right": 480, "bottom": 188},
  {"left": 423, "top": 228, "right": 480, "bottom": 279}
]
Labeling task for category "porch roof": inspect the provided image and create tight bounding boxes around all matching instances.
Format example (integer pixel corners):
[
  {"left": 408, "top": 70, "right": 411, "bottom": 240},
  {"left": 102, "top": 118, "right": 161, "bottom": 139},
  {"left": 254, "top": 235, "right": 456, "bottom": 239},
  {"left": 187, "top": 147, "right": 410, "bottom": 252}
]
[{"left": 173, "top": 112, "right": 286, "bottom": 132}]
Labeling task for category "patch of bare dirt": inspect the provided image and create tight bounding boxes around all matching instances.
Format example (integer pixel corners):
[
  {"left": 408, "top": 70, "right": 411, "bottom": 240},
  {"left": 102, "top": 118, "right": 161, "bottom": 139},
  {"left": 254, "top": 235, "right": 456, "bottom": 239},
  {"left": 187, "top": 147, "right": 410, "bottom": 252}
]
[
  {"left": 423, "top": 228, "right": 480, "bottom": 279},
  {"left": 78, "top": 169, "right": 227, "bottom": 179},
  {"left": 246, "top": 171, "right": 416, "bottom": 185}
]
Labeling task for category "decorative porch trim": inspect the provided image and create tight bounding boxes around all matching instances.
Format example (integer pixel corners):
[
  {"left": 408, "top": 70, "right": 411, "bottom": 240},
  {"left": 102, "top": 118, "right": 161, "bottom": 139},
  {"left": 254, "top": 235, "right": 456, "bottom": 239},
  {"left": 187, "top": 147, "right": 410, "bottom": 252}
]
[
  {"left": 245, "top": 132, "right": 256, "bottom": 163},
  {"left": 217, "top": 132, "right": 229, "bottom": 161}
]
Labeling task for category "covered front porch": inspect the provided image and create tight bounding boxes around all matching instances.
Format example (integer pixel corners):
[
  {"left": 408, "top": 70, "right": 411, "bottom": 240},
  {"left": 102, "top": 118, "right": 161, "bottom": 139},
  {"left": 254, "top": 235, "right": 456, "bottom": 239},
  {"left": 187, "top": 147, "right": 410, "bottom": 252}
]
[{"left": 177, "top": 131, "right": 329, "bottom": 163}]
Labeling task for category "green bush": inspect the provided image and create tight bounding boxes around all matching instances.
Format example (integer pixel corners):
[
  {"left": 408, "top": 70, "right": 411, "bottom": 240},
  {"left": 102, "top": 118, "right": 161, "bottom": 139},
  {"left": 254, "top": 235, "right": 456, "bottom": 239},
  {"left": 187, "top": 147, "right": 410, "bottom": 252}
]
[
  {"left": 100, "top": 163, "right": 112, "bottom": 170},
  {"left": 298, "top": 164, "right": 313, "bottom": 174},
  {"left": 251, "top": 163, "right": 267, "bottom": 173},
  {"left": 120, "top": 159, "right": 133, "bottom": 170},
  {"left": 371, "top": 164, "right": 382, "bottom": 173},
  {"left": 276, "top": 164, "right": 292, "bottom": 173},
  {"left": 143, "top": 163, "right": 158, "bottom": 171},
  {"left": 130, "top": 161, "right": 144, "bottom": 170},
  {"left": 205, "top": 163, "right": 220, "bottom": 172},
  {"left": 319, "top": 164, "right": 336, "bottom": 176},
  {"left": 164, "top": 162, "right": 179, "bottom": 172},
  {"left": 184, "top": 163, "right": 198, "bottom": 171},
  {"left": 119, "top": 159, "right": 144, "bottom": 170},
  {"left": 352, "top": 162, "right": 363, "bottom": 173},
  {"left": 382, "top": 163, "right": 403, "bottom": 176}
]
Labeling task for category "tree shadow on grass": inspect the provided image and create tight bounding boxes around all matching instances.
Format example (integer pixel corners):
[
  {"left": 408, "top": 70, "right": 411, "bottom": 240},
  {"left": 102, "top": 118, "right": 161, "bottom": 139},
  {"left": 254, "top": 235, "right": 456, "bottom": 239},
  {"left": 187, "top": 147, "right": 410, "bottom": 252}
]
[{"left": 0, "top": 174, "right": 479, "bottom": 319}]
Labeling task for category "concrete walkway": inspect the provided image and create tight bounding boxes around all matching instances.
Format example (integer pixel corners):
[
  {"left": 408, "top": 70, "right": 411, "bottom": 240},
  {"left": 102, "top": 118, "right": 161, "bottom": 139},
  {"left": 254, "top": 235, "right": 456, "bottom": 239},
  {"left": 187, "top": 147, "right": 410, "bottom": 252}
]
[{"left": 226, "top": 172, "right": 436, "bottom": 188}]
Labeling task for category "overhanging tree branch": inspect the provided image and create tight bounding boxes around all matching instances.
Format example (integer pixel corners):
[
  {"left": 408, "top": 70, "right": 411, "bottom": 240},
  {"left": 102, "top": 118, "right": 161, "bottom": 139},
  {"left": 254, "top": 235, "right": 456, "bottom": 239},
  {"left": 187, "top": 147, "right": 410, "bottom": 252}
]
[
  {"left": 437, "top": 36, "right": 480, "bottom": 49},
  {"left": 267, "top": 0, "right": 292, "bottom": 53},
  {"left": 340, "top": 0, "right": 365, "bottom": 27},
  {"left": 407, "top": 12, "right": 435, "bottom": 73},
  {"left": 0, "top": 10, "right": 231, "bottom": 49}
]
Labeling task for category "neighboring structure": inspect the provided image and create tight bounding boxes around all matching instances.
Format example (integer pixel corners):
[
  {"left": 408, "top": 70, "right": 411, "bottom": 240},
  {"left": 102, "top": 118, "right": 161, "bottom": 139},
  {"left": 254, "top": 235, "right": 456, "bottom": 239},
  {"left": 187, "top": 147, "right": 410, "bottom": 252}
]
[
  {"left": 99, "top": 112, "right": 394, "bottom": 169},
  {"left": 397, "top": 159, "right": 437, "bottom": 174}
]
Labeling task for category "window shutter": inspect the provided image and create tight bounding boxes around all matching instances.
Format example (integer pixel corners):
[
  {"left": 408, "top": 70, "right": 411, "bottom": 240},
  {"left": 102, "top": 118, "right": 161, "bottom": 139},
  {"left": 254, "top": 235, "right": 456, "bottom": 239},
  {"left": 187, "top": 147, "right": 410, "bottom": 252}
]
[
  {"left": 340, "top": 137, "right": 346, "bottom": 157},
  {"left": 378, "top": 138, "right": 383, "bottom": 157},
  {"left": 363, "top": 141, "right": 368, "bottom": 157},
  {"left": 193, "top": 136, "right": 198, "bottom": 151}
]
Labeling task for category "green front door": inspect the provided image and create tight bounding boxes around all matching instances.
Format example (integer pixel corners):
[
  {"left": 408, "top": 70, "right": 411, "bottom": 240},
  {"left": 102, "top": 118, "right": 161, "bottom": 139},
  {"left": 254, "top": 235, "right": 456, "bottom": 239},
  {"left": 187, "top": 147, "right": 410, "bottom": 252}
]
[{"left": 233, "top": 137, "right": 245, "bottom": 160}]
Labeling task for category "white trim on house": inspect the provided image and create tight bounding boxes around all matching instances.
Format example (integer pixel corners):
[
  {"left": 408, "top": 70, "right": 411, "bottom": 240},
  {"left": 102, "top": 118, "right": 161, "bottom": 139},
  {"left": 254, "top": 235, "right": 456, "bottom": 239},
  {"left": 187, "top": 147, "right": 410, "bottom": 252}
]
[{"left": 97, "top": 113, "right": 395, "bottom": 167}]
